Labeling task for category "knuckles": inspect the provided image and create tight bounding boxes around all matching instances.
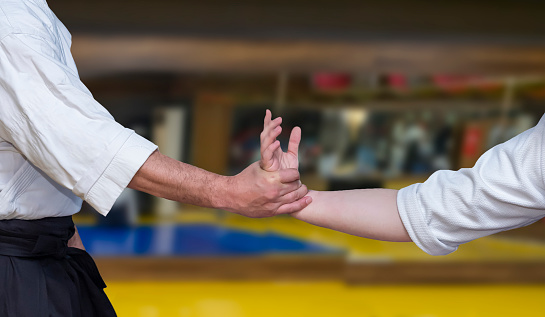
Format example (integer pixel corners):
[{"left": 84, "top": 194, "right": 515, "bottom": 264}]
[{"left": 264, "top": 188, "right": 280, "bottom": 201}]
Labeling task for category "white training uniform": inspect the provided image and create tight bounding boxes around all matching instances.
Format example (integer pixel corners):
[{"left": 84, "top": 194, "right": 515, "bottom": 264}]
[
  {"left": 398, "top": 114, "right": 545, "bottom": 255},
  {"left": 0, "top": 0, "right": 157, "bottom": 219},
  {"left": 0, "top": 0, "right": 543, "bottom": 258}
]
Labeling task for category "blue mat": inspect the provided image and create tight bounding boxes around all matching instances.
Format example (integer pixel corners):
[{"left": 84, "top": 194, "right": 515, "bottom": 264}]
[{"left": 78, "top": 224, "right": 339, "bottom": 257}]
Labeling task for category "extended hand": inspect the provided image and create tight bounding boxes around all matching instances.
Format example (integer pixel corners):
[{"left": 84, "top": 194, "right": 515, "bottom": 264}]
[
  {"left": 260, "top": 109, "right": 301, "bottom": 172},
  {"left": 225, "top": 110, "right": 311, "bottom": 218},
  {"left": 250, "top": 109, "right": 311, "bottom": 216}
]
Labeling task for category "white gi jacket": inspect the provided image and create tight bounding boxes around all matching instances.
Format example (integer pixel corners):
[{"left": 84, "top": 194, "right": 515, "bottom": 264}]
[
  {"left": 0, "top": 0, "right": 157, "bottom": 219},
  {"left": 398, "top": 114, "right": 545, "bottom": 255}
]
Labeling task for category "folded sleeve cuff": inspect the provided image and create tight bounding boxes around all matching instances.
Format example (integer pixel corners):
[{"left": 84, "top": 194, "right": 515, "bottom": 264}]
[
  {"left": 79, "top": 131, "right": 157, "bottom": 216},
  {"left": 397, "top": 184, "right": 458, "bottom": 256}
]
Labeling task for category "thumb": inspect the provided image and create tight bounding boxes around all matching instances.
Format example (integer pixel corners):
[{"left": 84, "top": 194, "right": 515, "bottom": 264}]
[{"left": 287, "top": 126, "right": 301, "bottom": 159}]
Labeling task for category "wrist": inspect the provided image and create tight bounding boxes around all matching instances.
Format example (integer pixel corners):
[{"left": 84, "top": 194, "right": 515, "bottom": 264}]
[
  {"left": 210, "top": 175, "right": 238, "bottom": 211},
  {"left": 290, "top": 190, "right": 318, "bottom": 219}
]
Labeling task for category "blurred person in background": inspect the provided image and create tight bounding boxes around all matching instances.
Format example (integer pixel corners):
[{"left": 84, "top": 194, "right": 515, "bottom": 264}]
[
  {"left": 0, "top": 1, "right": 309, "bottom": 316},
  {"left": 261, "top": 110, "right": 545, "bottom": 256}
]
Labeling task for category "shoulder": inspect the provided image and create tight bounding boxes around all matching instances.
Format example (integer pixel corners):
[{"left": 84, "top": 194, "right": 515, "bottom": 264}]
[
  {"left": 0, "top": 1, "right": 61, "bottom": 45},
  {"left": 0, "top": 7, "right": 71, "bottom": 65}
]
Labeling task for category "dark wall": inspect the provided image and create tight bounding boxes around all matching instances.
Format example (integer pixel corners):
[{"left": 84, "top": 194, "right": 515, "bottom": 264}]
[{"left": 49, "top": 0, "right": 545, "bottom": 43}]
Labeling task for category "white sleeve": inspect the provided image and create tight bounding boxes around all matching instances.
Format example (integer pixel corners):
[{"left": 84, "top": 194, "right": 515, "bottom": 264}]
[
  {"left": 397, "top": 115, "right": 545, "bottom": 255},
  {"left": 0, "top": 33, "right": 157, "bottom": 216}
]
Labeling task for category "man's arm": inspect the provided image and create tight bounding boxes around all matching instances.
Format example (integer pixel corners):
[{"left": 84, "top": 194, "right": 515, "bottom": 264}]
[{"left": 128, "top": 150, "right": 311, "bottom": 217}]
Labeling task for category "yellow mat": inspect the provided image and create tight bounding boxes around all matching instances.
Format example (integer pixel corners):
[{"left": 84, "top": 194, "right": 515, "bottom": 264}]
[{"left": 106, "top": 281, "right": 545, "bottom": 317}]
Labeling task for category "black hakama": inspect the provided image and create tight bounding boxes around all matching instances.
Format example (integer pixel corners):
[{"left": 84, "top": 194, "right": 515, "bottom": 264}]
[{"left": 0, "top": 216, "right": 116, "bottom": 317}]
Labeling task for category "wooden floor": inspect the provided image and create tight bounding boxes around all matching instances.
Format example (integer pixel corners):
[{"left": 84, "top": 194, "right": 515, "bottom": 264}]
[{"left": 95, "top": 256, "right": 545, "bottom": 284}]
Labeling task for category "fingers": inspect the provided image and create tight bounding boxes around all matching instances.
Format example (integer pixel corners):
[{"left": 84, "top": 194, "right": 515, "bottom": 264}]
[
  {"left": 264, "top": 124, "right": 282, "bottom": 149},
  {"left": 261, "top": 110, "right": 282, "bottom": 146},
  {"left": 277, "top": 168, "right": 302, "bottom": 196},
  {"left": 264, "top": 109, "right": 271, "bottom": 125},
  {"left": 260, "top": 110, "right": 282, "bottom": 161},
  {"left": 260, "top": 124, "right": 282, "bottom": 171},
  {"left": 260, "top": 140, "right": 281, "bottom": 171},
  {"left": 278, "top": 168, "right": 300, "bottom": 183},
  {"left": 287, "top": 126, "right": 301, "bottom": 159},
  {"left": 279, "top": 180, "right": 301, "bottom": 196},
  {"left": 282, "top": 184, "right": 308, "bottom": 203},
  {"left": 276, "top": 195, "right": 312, "bottom": 214}
]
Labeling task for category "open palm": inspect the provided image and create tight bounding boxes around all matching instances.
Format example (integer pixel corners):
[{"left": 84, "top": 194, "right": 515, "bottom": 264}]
[{"left": 260, "top": 110, "right": 301, "bottom": 172}]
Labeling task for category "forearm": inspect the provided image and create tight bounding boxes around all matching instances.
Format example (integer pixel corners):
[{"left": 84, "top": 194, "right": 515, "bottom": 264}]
[
  {"left": 128, "top": 150, "right": 231, "bottom": 209},
  {"left": 127, "top": 150, "right": 308, "bottom": 216},
  {"left": 291, "top": 189, "right": 411, "bottom": 242}
]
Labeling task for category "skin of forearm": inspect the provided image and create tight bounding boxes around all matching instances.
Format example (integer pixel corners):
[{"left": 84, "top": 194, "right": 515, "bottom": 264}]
[
  {"left": 128, "top": 150, "right": 231, "bottom": 209},
  {"left": 291, "top": 189, "right": 412, "bottom": 242}
]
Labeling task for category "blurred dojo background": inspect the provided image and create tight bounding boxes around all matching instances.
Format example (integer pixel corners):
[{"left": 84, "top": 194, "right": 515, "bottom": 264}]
[{"left": 51, "top": 0, "right": 545, "bottom": 316}]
